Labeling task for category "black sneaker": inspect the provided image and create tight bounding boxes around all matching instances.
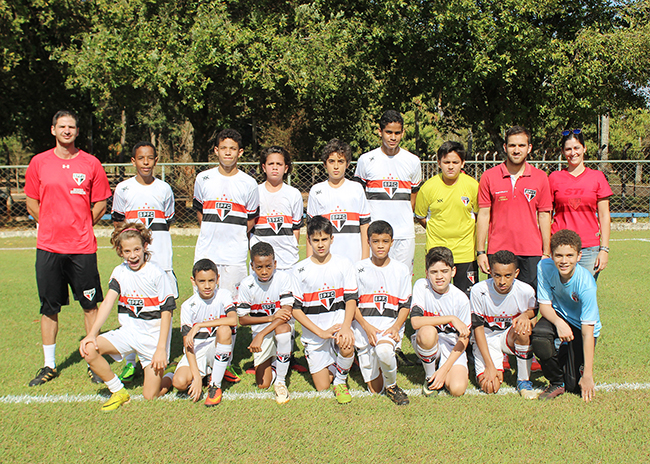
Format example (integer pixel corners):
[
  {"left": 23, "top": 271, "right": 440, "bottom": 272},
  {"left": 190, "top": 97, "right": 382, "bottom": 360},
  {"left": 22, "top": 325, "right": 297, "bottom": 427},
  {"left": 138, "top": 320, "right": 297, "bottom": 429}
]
[
  {"left": 385, "top": 384, "right": 410, "bottom": 405},
  {"left": 539, "top": 384, "right": 566, "bottom": 401},
  {"left": 28, "top": 366, "right": 58, "bottom": 386},
  {"left": 396, "top": 349, "right": 416, "bottom": 367},
  {"left": 88, "top": 367, "right": 103, "bottom": 384}
]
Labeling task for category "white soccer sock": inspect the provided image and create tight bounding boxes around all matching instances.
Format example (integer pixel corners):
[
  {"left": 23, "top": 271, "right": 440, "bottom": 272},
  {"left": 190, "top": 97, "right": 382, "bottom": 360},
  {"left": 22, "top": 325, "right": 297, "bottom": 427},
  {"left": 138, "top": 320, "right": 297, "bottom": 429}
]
[
  {"left": 228, "top": 333, "right": 237, "bottom": 367},
  {"left": 514, "top": 344, "right": 533, "bottom": 381},
  {"left": 274, "top": 332, "right": 292, "bottom": 385},
  {"left": 43, "top": 344, "right": 56, "bottom": 369},
  {"left": 418, "top": 345, "right": 438, "bottom": 381},
  {"left": 106, "top": 375, "right": 124, "bottom": 393},
  {"left": 333, "top": 353, "right": 354, "bottom": 385},
  {"left": 376, "top": 343, "right": 397, "bottom": 387},
  {"left": 124, "top": 353, "right": 136, "bottom": 365},
  {"left": 211, "top": 343, "right": 232, "bottom": 388}
]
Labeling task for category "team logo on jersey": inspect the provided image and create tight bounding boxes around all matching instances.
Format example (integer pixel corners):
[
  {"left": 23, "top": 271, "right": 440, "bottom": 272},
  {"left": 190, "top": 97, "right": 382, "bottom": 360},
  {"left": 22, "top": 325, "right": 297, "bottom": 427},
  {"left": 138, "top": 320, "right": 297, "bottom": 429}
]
[
  {"left": 127, "top": 298, "right": 145, "bottom": 316},
  {"left": 83, "top": 289, "right": 96, "bottom": 301},
  {"left": 319, "top": 290, "right": 336, "bottom": 311},
  {"left": 138, "top": 210, "right": 155, "bottom": 228},
  {"left": 569, "top": 198, "right": 582, "bottom": 210},
  {"left": 461, "top": 196, "right": 470, "bottom": 206},
  {"left": 524, "top": 188, "right": 537, "bottom": 202},
  {"left": 382, "top": 180, "right": 399, "bottom": 198},
  {"left": 494, "top": 316, "right": 511, "bottom": 328},
  {"left": 261, "top": 303, "right": 276, "bottom": 316},
  {"left": 330, "top": 213, "right": 347, "bottom": 232},
  {"left": 268, "top": 215, "right": 285, "bottom": 233},
  {"left": 373, "top": 295, "right": 388, "bottom": 314},
  {"left": 215, "top": 202, "right": 232, "bottom": 220},
  {"left": 72, "top": 173, "right": 86, "bottom": 186},
  {"left": 571, "top": 292, "right": 579, "bottom": 302}
]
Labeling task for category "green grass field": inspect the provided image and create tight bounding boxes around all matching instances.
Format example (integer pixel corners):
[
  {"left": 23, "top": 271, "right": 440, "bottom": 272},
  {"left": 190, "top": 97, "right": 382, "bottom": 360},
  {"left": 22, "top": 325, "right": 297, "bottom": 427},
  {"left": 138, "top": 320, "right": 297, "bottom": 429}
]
[{"left": 0, "top": 230, "right": 649, "bottom": 463}]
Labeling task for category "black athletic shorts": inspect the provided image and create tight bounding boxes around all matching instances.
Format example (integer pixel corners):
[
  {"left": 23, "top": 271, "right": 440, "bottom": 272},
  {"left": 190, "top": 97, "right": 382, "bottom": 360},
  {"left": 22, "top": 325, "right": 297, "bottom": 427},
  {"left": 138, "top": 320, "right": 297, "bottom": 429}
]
[{"left": 35, "top": 249, "right": 103, "bottom": 315}]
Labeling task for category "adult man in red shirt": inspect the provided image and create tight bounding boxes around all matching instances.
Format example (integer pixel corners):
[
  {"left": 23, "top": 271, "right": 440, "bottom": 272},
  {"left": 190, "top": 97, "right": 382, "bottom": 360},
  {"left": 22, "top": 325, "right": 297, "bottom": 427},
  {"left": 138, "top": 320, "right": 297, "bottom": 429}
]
[
  {"left": 25, "top": 110, "right": 111, "bottom": 386},
  {"left": 476, "top": 126, "right": 552, "bottom": 291}
]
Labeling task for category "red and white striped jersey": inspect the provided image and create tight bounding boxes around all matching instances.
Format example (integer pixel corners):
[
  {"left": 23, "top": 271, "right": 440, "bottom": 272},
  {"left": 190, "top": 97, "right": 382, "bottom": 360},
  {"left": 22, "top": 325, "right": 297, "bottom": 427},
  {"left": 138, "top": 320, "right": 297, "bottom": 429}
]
[
  {"left": 292, "top": 254, "right": 358, "bottom": 345},
  {"left": 410, "top": 278, "right": 471, "bottom": 336},
  {"left": 237, "top": 270, "right": 294, "bottom": 337},
  {"left": 193, "top": 168, "right": 259, "bottom": 265},
  {"left": 354, "top": 147, "right": 422, "bottom": 240},
  {"left": 251, "top": 183, "right": 303, "bottom": 270},
  {"left": 356, "top": 257, "right": 412, "bottom": 330},
  {"left": 112, "top": 176, "right": 175, "bottom": 271},
  {"left": 307, "top": 179, "right": 370, "bottom": 263},
  {"left": 470, "top": 278, "right": 536, "bottom": 331}
]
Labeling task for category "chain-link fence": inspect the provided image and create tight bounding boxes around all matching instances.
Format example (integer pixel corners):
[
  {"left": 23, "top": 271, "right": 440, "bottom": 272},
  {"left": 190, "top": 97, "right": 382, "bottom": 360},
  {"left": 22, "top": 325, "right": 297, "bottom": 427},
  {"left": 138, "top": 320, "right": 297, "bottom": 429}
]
[{"left": 1, "top": 159, "right": 649, "bottom": 229}]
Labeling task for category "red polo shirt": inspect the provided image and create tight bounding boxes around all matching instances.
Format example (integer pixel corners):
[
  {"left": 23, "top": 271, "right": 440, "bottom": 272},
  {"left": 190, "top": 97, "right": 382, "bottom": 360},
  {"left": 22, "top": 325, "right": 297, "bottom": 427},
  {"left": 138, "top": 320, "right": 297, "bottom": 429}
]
[{"left": 478, "top": 162, "right": 552, "bottom": 256}]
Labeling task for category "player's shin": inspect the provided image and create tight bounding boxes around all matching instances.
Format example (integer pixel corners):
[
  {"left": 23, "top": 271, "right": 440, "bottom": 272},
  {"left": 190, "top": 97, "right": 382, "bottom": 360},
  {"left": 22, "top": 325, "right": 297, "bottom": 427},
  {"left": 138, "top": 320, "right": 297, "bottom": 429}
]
[
  {"left": 514, "top": 344, "right": 533, "bottom": 381},
  {"left": 211, "top": 343, "right": 232, "bottom": 388},
  {"left": 333, "top": 352, "right": 354, "bottom": 385},
  {"left": 275, "top": 332, "right": 292, "bottom": 385},
  {"left": 376, "top": 343, "right": 397, "bottom": 387}
]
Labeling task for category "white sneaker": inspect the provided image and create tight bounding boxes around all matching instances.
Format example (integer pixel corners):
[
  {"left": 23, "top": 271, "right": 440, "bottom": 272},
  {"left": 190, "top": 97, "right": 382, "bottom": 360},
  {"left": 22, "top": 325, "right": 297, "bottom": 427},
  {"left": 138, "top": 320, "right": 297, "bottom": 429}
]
[{"left": 275, "top": 383, "right": 289, "bottom": 404}]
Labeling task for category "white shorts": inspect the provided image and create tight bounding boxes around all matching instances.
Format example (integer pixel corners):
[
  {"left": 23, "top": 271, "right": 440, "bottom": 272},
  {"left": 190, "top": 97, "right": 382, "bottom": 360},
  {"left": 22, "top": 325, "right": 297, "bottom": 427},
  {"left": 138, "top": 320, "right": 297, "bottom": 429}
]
[
  {"left": 471, "top": 327, "right": 514, "bottom": 376},
  {"left": 352, "top": 320, "right": 400, "bottom": 382},
  {"left": 101, "top": 324, "right": 172, "bottom": 369},
  {"left": 217, "top": 263, "right": 248, "bottom": 298},
  {"left": 389, "top": 238, "right": 416, "bottom": 275},
  {"left": 411, "top": 330, "right": 467, "bottom": 369},
  {"left": 303, "top": 338, "right": 340, "bottom": 374},
  {"left": 252, "top": 321, "right": 295, "bottom": 367},
  {"left": 176, "top": 337, "right": 216, "bottom": 377}
]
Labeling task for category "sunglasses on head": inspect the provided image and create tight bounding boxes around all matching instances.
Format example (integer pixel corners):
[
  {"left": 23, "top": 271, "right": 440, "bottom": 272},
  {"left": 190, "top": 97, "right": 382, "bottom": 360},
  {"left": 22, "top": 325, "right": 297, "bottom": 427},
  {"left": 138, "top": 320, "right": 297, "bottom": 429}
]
[{"left": 561, "top": 129, "right": 582, "bottom": 136}]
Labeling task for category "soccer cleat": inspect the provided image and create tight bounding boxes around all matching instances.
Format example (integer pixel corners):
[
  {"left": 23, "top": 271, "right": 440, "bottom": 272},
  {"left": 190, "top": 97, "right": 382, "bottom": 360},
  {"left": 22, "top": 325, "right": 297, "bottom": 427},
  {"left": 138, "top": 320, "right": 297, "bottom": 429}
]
[
  {"left": 101, "top": 388, "right": 130, "bottom": 411},
  {"left": 245, "top": 367, "right": 256, "bottom": 375},
  {"left": 531, "top": 357, "right": 542, "bottom": 372},
  {"left": 204, "top": 385, "right": 223, "bottom": 407},
  {"left": 28, "top": 366, "right": 58, "bottom": 387},
  {"left": 223, "top": 366, "right": 241, "bottom": 383},
  {"left": 290, "top": 358, "right": 309, "bottom": 373},
  {"left": 118, "top": 362, "right": 136, "bottom": 383},
  {"left": 88, "top": 367, "right": 103, "bottom": 384},
  {"left": 274, "top": 383, "right": 290, "bottom": 404},
  {"left": 396, "top": 349, "right": 416, "bottom": 367},
  {"left": 385, "top": 384, "right": 410, "bottom": 406},
  {"left": 333, "top": 384, "right": 352, "bottom": 404},
  {"left": 538, "top": 383, "right": 566, "bottom": 401},
  {"left": 422, "top": 379, "right": 440, "bottom": 398},
  {"left": 517, "top": 380, "right": 539, "bottom": 400}
]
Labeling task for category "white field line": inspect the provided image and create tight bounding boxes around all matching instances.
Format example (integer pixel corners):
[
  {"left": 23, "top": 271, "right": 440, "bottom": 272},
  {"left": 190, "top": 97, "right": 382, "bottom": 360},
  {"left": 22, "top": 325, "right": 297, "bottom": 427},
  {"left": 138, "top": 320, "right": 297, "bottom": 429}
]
[
  {"left": 2, "top": 382, "right": 649, "bottom": 405},
  {"left": 2, "top": 238, "right": 649, "bottom": 252}
]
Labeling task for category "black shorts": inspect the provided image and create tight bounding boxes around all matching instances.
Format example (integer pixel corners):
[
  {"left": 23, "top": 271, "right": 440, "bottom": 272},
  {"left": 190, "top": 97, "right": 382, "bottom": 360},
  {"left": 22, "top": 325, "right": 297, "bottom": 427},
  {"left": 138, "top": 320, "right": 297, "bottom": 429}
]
[
  {"left": 36, "top": 249, "right": 103, "bottom": 315},
  {"left": 454, "top": 261, "right": 479, "bottom": 297}
]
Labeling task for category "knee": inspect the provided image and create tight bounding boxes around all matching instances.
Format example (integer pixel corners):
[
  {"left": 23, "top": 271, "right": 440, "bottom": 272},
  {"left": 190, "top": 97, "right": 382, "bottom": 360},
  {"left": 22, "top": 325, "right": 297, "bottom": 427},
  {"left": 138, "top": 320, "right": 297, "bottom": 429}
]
[
  {"left": 447, "top": 377, "right": 468, "bottom": 397},
  {"left": 532, "top": 336, "right": 555, "bottom": 361},
  {"left": 417, "top": 327, "right": 437, "bottom": 350},
  {"left": 275, "top": 323, "right": 291, "bottom": 335},
  {"left": 172, "top": 374, "right": 190, "bottom": 391},
  {"left": 375, "top": 343, "right": 394, "bottom": 364},
  {"left": 216, "top": 326, "right": 232, "bottom": 344},
  {"left": 275, "top": 331, "right": 292, "bottom": 343}
]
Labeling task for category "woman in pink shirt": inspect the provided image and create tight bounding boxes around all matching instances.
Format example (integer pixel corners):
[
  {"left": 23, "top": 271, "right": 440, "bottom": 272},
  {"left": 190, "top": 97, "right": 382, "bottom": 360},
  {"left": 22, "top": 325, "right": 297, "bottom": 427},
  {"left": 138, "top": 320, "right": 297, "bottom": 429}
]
[{"left": 549, "top": 130, "right": 613, "bottom": 280}]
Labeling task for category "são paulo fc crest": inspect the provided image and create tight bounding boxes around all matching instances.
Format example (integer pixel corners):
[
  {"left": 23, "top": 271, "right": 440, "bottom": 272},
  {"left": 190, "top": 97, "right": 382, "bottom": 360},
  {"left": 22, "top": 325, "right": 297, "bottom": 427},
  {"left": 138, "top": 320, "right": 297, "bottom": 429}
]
[
  {"left": 373, "top": 295, "right": 388, "bottom": 314},
  {"left": 467, "top": 271, "right": 476, "bottom": 285},
  {"left": 72, "top": 173, "right": 86, "bottom": 186},
  {"left": 319, "top": 290, "right": 336, "bottom": 311},
  {"left": 524, "top": 188, "right": 537, "bottom": 202},
  {"left": 569, "top": 198, "right": 582, "bottom": 210},
  {"left": 137, "top": 210, "right": 155, "bottom": 228},
  {"left": 261, "top": 303, "right": 276, "bottom": 316},
  {"left": 382, "top": 180, "right": 399, "bottom": 198},
  {"left": 215, "top": 202, "right": 232, "bottom": 220},
  {"left": 268, "top": 215, "right": 284, "bottom": 233},
  {"left": 571, "top": 292, "right": 579, "bottom": 302},
  {"left": 461, "top": 196, "right": 470, "bottom": 206},
  {"left": 83, "top": 289, "right": 96, "bottom": 301},
  {"left": 127, "top": 298, "right": 145, "bottom": 316},
  {"left": 330, "top": 213, "right": 347, "bottom": 232}
]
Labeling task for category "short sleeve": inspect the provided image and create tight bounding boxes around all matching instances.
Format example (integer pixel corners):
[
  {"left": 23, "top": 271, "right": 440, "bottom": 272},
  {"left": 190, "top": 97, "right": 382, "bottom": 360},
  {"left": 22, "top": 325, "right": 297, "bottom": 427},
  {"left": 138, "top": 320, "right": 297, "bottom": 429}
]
[
  {"left": 156, "top": 269, "right": 176, "bottom": 312},
  {"left": 358, "top": 184, "right": 372, "bottom": 225},
  {"left": 353, "top": 157, "right": 366, "bottom": 187},
  {"left": 193, "top": 175, "right": 204, "bottom": 212},
  {"left": 469, "top": 177, "right": 479, "bottom": 214},
  {"left": 291, "top": 189, "right": 304, "bottom": 229},
  {"left": 579, "top": 282, "right": 600, "bottom": 326},
  {"left": 24, "top": 158, "right": 41, "bottom": 200},
  {"left": 478, "top": 173, "right": 492, "bottom": 208},
  {"left": 89, "top": 158, "right": 111, "bottom": 203},
  {"left": 414, "top": 179, "right": 431, "bottom": 219},
  {"left": 536, "top": 171, "right": 553, "bottom": 212},
  {"left": 180, "top": 300, "right": 193, "bottom": 332},
  {"left": 410, "top": 279, "right": 426, "bottom": 318},
  {"left": 306, "top": 185, "right": 318, "bottom": 219},
  {"left": 595, "top": 171, "right": 613, "bottom": 200},
  {"left": 342, "top": 259, "right": 358, "bottom": 302},
  {"left": 246, "top": 181, "right": 260, "bottom": 219},
  {"left": 111, "top": 184, "right": 126, "bottom": 216},
  {"left": 537, "top": 260, "right": 553, "bottom": 305},
  {"left": 410, "top": 158, "right": 422, "bottom": 193},
  {"left": 164, "top": 183, "right": 175, "bottom": 221},
  {"left": 236, "top": 281, "right": 253, "bottom": 317}
]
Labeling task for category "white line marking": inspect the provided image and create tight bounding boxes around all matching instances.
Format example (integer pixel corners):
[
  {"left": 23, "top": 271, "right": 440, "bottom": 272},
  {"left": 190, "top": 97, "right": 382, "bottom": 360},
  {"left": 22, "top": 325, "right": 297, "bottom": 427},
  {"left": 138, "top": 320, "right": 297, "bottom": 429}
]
[{"left": 2, "top": 382, "right": 648, "bottom": 404}]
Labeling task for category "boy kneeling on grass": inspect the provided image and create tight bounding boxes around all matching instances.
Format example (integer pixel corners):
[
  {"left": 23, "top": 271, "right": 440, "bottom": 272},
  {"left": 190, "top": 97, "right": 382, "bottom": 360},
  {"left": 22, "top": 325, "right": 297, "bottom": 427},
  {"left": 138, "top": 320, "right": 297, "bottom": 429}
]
[
  {"left": 172, "top": 259, "right": 237, "bottom": 407},
  {"left": 237, "top": 242, "right": 294, "bottom": 404},
  {"left": 292, "top": 215, "right": 356, "bottom": 404},
  {"left": 532, "top": 229, "right": 601, "bottom": 402},
  {"left": 470, "top": 250, "right": 538, "bottom": 399},
  {"left": 411, "top": 247, "right": 471, "bottom": 397},
  {"left": 353, "top": 220, "right": 412, "bottom": 405}
]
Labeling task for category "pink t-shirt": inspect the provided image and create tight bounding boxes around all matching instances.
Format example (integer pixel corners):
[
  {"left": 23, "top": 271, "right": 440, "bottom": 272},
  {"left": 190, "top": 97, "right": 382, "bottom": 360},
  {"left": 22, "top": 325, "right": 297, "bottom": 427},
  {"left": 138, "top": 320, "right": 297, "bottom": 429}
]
[
  {"left": 25, "top": 149, "right": 111, "bottom": 254},
  {"left": 549, "top": 168, "right": 613, "bottom": 247},
  {"left": 478, "top": 162, "right": 552, "bottom": 256}
]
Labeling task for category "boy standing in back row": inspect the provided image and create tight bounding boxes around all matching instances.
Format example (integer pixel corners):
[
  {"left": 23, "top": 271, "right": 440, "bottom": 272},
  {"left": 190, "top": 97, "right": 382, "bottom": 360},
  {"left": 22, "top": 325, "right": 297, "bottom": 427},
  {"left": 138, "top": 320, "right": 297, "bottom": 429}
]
[{"left": 354, "top": 110, "right": 422, "bottom": 274}]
